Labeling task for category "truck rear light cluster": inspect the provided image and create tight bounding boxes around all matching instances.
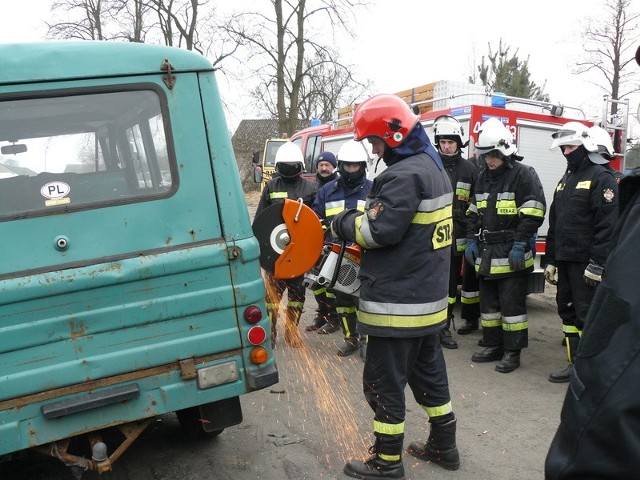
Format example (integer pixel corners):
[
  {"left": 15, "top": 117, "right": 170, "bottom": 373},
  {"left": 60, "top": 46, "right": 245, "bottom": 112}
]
[
  {"left": 244, "top": 305, "right": 262, "bottom": 324},
  {"left": 243, "top": 305, "right": 269, "bottom": 365}
]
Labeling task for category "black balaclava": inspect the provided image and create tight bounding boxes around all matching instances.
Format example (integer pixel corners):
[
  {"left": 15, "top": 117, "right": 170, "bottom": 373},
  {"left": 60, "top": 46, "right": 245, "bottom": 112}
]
[
  {"left": 563, "top": 145, "right": 589, "bottom": 171},
  {"left": 339, "top": 162, "right": 366, "bottom": 189},
  {"left": 277, "top": 162, "right": 303, "bottom": 182}
]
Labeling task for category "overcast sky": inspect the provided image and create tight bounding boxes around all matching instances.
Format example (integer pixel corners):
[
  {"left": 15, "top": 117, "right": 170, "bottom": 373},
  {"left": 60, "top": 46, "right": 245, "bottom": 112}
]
[{"left": 2, "top": 0, "right": 638, "bottom": 133}]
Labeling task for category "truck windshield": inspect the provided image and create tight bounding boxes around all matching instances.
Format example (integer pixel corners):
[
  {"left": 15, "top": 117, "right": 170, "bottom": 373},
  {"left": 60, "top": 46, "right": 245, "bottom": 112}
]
[{"left": 0, "top": 87, "right": 175, "bottom": 220}]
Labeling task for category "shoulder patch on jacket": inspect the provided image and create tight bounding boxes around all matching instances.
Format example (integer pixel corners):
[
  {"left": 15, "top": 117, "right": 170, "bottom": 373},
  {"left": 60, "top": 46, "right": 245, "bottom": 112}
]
[
  {"left": 367, "top": 202, "right": 385, "bottom": 221},
  {"left": 603, "top": 188, "right": 615, "bottom": 203}
]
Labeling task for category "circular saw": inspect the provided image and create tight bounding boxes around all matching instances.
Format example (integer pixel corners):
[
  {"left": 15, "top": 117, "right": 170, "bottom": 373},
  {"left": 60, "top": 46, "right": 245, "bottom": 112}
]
[{"left": 252, "top": 199, "right": 324, "bottom": 279}]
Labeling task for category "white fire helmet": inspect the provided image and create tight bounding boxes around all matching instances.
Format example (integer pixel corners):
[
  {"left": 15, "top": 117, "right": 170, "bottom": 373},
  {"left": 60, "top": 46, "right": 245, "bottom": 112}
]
[
  {"left": 549, "top": 121, "right": 598, "bottom": 153},
  {"left": 337, "top": 139, "right": 372, "bottom": 165},
  {"left": 587, "top": 125, "right": 616, "bottom": 163},
  {"left": 274, "top": 142, "right": 305, "bottom": 167},
  {"left": 433, "top": 115, "right": 464, "bottom": 150},
  {"left": 475, "top": 117, "right": 517, "bottom": 156}
]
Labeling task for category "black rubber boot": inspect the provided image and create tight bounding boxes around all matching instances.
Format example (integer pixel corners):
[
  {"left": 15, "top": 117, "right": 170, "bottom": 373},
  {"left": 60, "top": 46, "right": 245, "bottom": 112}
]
[
  {"left": 439, "top": 316, "right": 458, "bottom": 349},
  {"left": 344, "top": 441, "right": 405, "bottom": 480},
  {"left": 549, "top": 364, "right": 573, "bottom": 383},
  {"left": 495, "top": 350, "right": 521, "bottom": 373},
  {"left": 338, "top": 337, "right": 360, "bottom": 357},
  {"left": 317, "top": 312, "right": 340, "bottom": 334},
  {"left": 407, "top": 416, "right": 460, "bottom": 471},
  {"left": 471, "top": 346, "right": 504, "bottom": 363},
  {"left": 304, "top": 314, "right": 327, "bottom": 332},
  {"left": 457, "top": 318, "right": 479, "bottom": 335},
  {"left": 343, "top": 455, "right": 404, "bottom": 479}
]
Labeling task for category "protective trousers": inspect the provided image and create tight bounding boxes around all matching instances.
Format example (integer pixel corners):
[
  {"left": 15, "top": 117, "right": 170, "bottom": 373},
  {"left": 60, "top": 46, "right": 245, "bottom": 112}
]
[
  {"left": 448, "top": 255, "right": 480, "bottom": 322},
  {"left": 556, "top": 260, "right": 594, "bottom": 333},
  {"left": 312, "top": 285, "right": 337, "bottom": 321},
  {"left": 363, "top": 335, "right": 452, "bottom": 461},
  {"left": 478, "top": 275, "right": 528, "bottom": 351},
  {"left": 334, "top": 291, "right": 359, "bottom": 344},
  {"left": 264, "top": 272, "right": 305, "bottom": 345}
]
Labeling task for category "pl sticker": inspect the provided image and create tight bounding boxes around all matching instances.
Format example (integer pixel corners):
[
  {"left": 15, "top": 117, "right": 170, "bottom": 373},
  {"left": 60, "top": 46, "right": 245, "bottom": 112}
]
[{"left": 41, "top": 181, "right": 71, "bottom": 206}]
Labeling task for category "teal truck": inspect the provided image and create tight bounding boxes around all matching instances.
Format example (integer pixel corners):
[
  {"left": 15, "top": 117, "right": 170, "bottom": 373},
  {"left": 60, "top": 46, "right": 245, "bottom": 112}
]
[{"left": 0, "top": 41, "right": 277, "bottom": 476}]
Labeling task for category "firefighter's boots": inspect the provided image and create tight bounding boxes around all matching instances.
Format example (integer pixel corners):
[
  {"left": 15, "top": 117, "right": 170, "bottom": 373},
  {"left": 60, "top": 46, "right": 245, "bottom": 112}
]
[
  {"left": 407, "top": 416, "right": 460, "bottom": 471},
  {"left": 344, "top": 439, "right": 405, "bottom": 480},
  {"left": 495, "top": 350, "right": 521, "bottom": 373},
  {"left": 549, "top": 335, "right": 579, "bottom": 383},
  {"left": 457, "top": 318, "right": 479, "bottom": 335},
  {"left": 439, "top": 315, "right": 458, "bottom": 349}
]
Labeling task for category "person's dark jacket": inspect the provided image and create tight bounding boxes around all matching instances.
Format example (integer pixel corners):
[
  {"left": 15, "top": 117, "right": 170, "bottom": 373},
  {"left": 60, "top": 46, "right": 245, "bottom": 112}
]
[
  {"left": 331, "top": 123, "right": 453, "bottom": 338},
  {"left": 546, "top": 151, "right": 618, "bottom": 266},
  {"left": 545, "top": 167, "right": 640, "bottom": 479},
  {"left": 466, "top": 158, "right": 546, "bottom": 278}
]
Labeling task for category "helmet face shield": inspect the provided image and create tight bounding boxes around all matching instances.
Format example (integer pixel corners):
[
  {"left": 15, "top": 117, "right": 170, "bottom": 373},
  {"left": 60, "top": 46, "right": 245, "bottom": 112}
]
[{"left": 549, "top": 121, "right": 597, "bottom": 152}]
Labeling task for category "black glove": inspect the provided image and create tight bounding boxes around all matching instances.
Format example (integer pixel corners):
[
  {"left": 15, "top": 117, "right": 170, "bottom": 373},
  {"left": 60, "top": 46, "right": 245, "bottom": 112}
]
[
  {"left": 330, "top": 209, "right": 361, "bottom": 242},
  {"left": 583, "top": 261, "right": 603, "bottom": 287}
]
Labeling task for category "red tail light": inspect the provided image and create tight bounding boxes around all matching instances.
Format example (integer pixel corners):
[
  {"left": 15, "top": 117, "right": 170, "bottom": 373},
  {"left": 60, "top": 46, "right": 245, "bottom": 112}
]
[
  {"left": 248, "top": 326, "right": 267, "bottom": 345},
  {"left": 244, "top": 305, "right": 262, "bottom": 324}
]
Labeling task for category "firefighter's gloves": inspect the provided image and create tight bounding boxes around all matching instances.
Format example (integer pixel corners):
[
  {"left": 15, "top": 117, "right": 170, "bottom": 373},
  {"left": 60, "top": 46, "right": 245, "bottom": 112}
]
[
  {"left": 544, "top": 264, "right": 558, "bottom": 286},
  {"left": 331, "top": 209, "right": 360, "bottom": 242},
  {"left": 464, "top": 238, "right": 479, "bottom": 267},
  {"left": 583, "top": 261, "right": 604, "bottom": 287},
  {"left": 508, "top": 241, "right": 527, "bottom": 271}
]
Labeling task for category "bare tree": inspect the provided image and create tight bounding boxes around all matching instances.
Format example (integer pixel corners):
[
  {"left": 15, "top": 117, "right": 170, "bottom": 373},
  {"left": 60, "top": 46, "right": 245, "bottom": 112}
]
[
  {"left": 47, "top": 0, "right": 114, "bottom": 40},
  {"left": 576, "top": 0, "right": 640, "bottom": 114},
  {"left": 223, "top": 0, "right": 370, "bottom": 137},
  {"left": 46, "top": 0, "right": 240, "bottom": 70}
]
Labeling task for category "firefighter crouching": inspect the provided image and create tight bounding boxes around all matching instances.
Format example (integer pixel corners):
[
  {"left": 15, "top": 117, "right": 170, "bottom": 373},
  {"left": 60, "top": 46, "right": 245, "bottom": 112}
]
[
  {"left": 465, "top": 117, "right": 546, "bottom": 374},
  {"left": 331, "top": 93, "right": 459, "bottom": 479},
  {"left": 253, "top": 142, "right": 316, "bottom": 348}
]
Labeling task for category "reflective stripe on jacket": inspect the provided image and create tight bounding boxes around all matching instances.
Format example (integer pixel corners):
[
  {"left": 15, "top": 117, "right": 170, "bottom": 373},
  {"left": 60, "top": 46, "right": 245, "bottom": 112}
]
[
  {"left": 353, "top": 152, "right": 453, "bottom": 338},
  {"left": 466, "top": 159, "right": 546, "bottom": 278},
  {"left": 545, "top": 154, "right": 618, "bottom": 266}
]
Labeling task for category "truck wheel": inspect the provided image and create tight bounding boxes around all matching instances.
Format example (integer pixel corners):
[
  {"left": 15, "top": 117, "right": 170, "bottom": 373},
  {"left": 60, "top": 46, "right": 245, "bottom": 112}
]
[{"left": 175, "top": 407, "right": 223, "bottom": 439}]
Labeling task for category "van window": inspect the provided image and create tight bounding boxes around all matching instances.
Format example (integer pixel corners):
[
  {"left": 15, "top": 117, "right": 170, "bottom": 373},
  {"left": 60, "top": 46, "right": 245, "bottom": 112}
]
[{"left": 0, "top": 87, "right": 175, "bottom": 219}]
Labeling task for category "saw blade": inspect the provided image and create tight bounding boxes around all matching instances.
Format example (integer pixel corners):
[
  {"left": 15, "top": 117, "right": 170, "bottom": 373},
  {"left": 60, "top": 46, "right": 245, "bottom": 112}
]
[{"left": 252, "top": 202, "right": 288, "bottom": 274}]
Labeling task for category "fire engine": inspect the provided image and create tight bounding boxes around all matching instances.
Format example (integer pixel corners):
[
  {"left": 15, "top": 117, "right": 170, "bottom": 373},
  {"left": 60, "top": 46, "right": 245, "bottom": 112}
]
[{"left": 289, "top": 80, "right": 630, "bottom": 293}]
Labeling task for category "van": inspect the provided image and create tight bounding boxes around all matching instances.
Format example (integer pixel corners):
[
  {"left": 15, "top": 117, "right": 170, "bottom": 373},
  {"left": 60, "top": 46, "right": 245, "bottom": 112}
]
[{"left": 0, "top": 41, "right": 277, "bottom": 474}]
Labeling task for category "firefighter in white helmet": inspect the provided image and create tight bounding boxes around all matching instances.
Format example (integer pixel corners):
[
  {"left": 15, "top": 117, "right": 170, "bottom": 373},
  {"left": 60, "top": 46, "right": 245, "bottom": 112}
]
[
  {"left": 544, "top": 122, "right": 618, "bottom": 383},
  {"left": 310, "top": 140, "right": 372, "bottom": 355},
  {"left": 588, "top": 125, "right": 624, "bottom": 183},
  {"left": 432, "top": 115, "right": 480, "bottom": 349},
  {"left": 254, "top": 142, "right": 316, "bottom": 348},
  {"left": 331, "top": 94, "right": 459, "bottom": 478},
  {"left": 545, "top": 45, "right": 640, "bottom": 479},
  {"left": 465, "top": 117, "right": 546, "bottom": 373}
]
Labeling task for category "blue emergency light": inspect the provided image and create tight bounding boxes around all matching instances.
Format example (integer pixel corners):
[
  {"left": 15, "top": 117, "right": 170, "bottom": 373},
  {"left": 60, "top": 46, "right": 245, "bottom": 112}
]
[{"left": 491, "top": 93, "right": 507, "bottom": 108}]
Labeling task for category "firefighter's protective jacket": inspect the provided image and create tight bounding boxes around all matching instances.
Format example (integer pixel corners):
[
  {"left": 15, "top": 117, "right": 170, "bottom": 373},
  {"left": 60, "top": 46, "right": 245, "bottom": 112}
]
[
  {"left": 545, "top": 153, "right": 618, "bottom": 266},
  {"left": 545, "top": 168, "right": 640, "bottom": 479},
  {"left": 442, "top": 153, "right": 478, "bottom": 256},
  {"left": 332, "top": 125, "right": 453, "bottom": 338},
  {"left": 255, "top": 175, "right": 316, "bottom": 217},
  {"left": 466, "top": 158, "right": 546, "bottom": 278}
]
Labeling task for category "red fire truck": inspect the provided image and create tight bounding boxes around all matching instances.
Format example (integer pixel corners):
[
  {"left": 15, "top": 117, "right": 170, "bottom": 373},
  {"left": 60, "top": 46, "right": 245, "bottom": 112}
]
[{"left": 290, "top": 81, "right": 629, "bottom": 293}]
